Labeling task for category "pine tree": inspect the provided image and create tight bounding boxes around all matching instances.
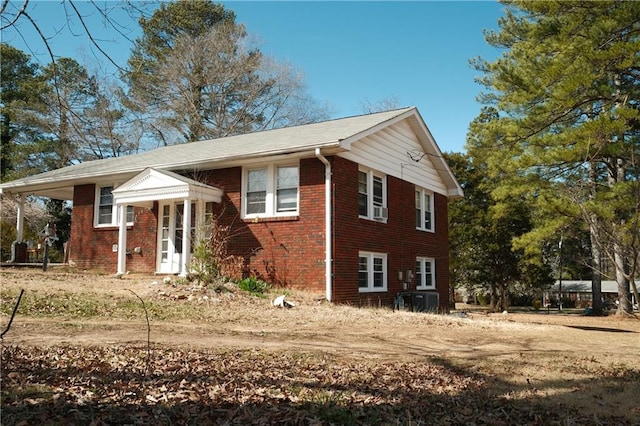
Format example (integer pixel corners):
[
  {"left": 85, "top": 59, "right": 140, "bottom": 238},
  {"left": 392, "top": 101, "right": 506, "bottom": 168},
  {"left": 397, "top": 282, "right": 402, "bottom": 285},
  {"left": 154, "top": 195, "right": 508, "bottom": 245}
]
[{"left": 470, "top": 0, "right": 640, "bottom": 315}]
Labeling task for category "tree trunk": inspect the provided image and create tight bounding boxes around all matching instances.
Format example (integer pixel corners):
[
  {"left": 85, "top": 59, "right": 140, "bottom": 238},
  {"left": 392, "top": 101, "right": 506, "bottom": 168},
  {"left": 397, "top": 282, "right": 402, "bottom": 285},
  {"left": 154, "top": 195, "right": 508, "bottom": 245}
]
[
  {"left": 497, "top": 279, "right": 508, "bottom": 311},
  {"left": 612, "top": 156, "right": 632, "bottom": 315},
  {"left": 614, "top": 250, "right": 632, "bottom": 315},
  {"left": 449, "top": 283, "right": 456, "bottom": 310},
  {"left": 490, "top": 285, "right": 498, "bottom": 312},
  {"left": 1, "top": 113, "right": 12, "bottom": 180},
  {"left": 588, "top": 162, "right": 603, "bottom": 315},
  {"left": 589, "top": 220, "right": 603, "bottom": 316}
]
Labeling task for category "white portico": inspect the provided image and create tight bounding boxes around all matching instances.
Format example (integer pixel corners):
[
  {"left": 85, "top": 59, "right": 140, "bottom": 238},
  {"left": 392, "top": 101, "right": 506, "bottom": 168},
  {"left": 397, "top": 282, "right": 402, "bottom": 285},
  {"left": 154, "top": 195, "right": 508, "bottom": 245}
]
[{"left": 111, "top": 168, "right": 223, "bottom": 276}]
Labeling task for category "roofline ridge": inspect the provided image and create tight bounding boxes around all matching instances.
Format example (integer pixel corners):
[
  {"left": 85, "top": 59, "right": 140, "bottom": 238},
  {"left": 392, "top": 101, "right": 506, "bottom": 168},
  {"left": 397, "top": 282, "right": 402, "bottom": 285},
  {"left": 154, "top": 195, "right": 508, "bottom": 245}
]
[{"left": 187, "top": 106, "right": 418, "bottom": 144}]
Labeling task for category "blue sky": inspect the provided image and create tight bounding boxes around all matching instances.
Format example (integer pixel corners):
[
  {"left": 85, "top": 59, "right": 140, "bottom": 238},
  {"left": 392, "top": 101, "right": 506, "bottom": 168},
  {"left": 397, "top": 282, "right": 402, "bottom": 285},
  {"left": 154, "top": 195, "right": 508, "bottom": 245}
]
[{"left": 2, "top": 1, "right": 505, "bottom": 153}]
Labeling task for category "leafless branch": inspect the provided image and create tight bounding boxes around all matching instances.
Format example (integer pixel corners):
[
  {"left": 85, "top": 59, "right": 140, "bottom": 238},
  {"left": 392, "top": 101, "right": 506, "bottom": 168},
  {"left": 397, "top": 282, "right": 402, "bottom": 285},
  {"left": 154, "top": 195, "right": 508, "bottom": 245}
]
[
  {"left": 19, "top": 9, "right": 65, "bottom": 114},
  {"left": 0, "top": 0, "right": 11, "bottom": 15},
  {"left": 88, "top": 0, "right": 137, "bottom": 45},
  {"left": 127, "top": 289, "right": 151, "bottom": 379},
  {"left": 67, "top": 0, "right": 126, "bottom": 72},
  {"left": 0, "top": 289, "right": 25, "bottom": 339},
  {"left": 0, "top": 0, "right": 27, "bottom": 30}
]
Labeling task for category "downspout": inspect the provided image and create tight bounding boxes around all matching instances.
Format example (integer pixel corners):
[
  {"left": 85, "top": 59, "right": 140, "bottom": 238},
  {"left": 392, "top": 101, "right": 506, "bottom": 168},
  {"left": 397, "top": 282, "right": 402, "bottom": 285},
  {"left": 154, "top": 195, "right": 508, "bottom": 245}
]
[{"left": 315, "top": 148, "right": 332, "bottom": 302}]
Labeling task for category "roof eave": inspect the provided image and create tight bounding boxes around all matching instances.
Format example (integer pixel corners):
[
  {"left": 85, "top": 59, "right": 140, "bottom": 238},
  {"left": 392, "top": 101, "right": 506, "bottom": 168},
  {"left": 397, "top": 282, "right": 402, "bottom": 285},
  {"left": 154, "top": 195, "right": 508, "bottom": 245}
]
[
  {"left": 165, "top": 141, "right": 344, "bottom": 171},
  {"left": 0, "top": 141, "right": 345, "bottom": 199}
]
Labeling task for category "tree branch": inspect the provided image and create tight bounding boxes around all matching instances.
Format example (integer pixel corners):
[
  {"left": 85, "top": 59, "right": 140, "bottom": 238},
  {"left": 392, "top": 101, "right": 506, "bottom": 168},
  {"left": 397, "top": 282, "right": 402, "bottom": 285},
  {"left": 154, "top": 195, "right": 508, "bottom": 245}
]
[
  {"left": 68, "top": 0, "right": 126, "bottom": 73},
  {"left": 0, "top": 289, "right": 25, "bottom": 339},
  {"left": 127, "top": 289, "right": 151, "bottom": 379},
  {"left": 0, "top": 0, "right": 27, "bottom": 30}
]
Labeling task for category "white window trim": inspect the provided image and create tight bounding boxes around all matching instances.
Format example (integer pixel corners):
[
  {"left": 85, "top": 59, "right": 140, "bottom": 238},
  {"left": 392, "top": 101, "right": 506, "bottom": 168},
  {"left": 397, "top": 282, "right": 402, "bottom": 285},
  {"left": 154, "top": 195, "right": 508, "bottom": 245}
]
[
  {"left": 416, "top": 187, "right": 434, "bottom": 232},
  {"left": 242, "top": 162, "right": 299, "bottom": 219},
  {"left": 358, "top": 167, "right": 387, "bottom": 222},
  {"left": 358, "top": 251, "right": 388, "bottom": 293},
  {"left": 416, "top": 256, "right": 436, "bottom": 290},
  {"left": 94, "top": 185, "right": 133, "bottom": 228}
]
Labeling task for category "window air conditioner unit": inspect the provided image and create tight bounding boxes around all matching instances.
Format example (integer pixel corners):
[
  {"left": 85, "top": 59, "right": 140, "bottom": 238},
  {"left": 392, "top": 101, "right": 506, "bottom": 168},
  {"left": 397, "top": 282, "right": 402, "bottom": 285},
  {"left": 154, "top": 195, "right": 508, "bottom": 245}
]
[{"left": 373, "top": 206, "right": 388, "bottom": 220}]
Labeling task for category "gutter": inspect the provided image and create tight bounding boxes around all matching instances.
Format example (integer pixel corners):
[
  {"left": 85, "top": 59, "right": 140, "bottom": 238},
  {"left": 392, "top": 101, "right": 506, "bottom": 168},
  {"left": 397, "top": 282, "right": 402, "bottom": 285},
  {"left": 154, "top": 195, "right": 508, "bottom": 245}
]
[{"left": 315, "top": 148, "right": 333, "bottom": 302}]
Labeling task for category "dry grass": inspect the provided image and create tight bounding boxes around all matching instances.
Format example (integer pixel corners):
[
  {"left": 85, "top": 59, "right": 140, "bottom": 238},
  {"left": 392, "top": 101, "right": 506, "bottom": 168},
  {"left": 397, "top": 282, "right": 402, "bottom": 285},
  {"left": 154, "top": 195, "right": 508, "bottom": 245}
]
[{"left": 1, "top": 268, "right": 639, "bottom": 425}]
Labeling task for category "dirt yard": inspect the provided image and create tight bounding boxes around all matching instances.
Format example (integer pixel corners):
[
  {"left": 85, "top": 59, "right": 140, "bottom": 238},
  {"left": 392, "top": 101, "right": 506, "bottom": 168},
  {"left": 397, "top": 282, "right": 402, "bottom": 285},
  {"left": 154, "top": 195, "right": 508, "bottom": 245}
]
[{"left": 1, "top": 268, "right": 639, "bottom": 425}]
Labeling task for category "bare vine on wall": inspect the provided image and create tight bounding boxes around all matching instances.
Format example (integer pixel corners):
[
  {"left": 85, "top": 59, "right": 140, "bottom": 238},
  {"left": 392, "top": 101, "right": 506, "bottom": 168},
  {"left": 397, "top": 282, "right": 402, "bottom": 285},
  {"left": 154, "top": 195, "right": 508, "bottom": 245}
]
[{"left": 250, "top": 223, "right": 290, "bottom": 288}]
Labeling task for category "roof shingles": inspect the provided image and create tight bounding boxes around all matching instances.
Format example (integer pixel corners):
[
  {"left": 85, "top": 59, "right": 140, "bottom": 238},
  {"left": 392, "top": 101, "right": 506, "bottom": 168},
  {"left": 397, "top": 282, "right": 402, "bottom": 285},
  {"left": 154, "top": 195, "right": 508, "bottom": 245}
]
[{"left": 1, "top": 108, "right": 414, "bottom": 191}]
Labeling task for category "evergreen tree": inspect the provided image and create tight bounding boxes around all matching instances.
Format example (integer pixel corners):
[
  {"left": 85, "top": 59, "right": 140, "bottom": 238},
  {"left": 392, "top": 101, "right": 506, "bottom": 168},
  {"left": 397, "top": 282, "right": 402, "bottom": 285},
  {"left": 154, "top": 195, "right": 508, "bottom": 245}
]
[
  {"left": 0, "top": 43, "right": 43, "bottom": 181},
  {"left": 447, "top": 150, "right": 553, "bottom": 311},
  {"left": 470, "top": 0, "right": 640, "bottom": 315}
]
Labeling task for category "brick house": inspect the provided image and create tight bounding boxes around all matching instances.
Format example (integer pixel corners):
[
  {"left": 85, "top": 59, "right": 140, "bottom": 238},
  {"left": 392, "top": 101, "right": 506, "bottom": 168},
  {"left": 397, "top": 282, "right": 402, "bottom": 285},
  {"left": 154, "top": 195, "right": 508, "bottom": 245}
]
[{"left": 1, "top": 108, "right": 463, "bottom": 309}]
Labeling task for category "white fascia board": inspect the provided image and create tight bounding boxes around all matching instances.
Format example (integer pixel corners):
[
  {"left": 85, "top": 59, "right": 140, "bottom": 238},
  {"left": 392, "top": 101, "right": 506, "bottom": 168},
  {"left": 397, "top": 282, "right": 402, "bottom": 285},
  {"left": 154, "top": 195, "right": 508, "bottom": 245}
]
[
  {"left": 112, "top": 168, "right": 224, "bottom": 206},
  {"left": 113, "top": 186, "right": 219, "bottom": 205},
  {"left": 406, "top": 113, "right": 464, "bottom": 199}
]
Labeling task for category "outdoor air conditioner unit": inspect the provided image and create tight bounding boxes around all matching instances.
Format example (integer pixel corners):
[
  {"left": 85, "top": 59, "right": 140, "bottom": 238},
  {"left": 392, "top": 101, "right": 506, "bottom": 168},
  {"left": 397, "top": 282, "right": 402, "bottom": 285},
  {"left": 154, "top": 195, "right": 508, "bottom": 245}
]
[
  {"left": 411, "top": 291, "right": 439, "bottom": 313},
  {"left": 373, "top": 206, "right": 388, "bottom": 220}
]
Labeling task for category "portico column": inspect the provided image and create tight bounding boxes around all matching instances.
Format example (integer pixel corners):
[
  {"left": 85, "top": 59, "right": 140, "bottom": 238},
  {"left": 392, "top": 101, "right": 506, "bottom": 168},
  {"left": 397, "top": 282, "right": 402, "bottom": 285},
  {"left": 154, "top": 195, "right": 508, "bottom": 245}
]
[
  {"left": 16, "top": 195, "right": 24, "bottom": 242},
  {"left": 117, "top": 204, "right": 127, "bottom": 275},
  {"left": 180, "top": 199, "right": 191, "bottom": 276}
]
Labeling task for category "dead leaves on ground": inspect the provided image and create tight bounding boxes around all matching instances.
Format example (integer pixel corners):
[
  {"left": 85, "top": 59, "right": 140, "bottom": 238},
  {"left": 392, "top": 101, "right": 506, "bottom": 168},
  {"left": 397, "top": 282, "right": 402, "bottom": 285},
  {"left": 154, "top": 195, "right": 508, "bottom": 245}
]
[{"left": 1, "top": 344, "right": 629, "bottom": 425}]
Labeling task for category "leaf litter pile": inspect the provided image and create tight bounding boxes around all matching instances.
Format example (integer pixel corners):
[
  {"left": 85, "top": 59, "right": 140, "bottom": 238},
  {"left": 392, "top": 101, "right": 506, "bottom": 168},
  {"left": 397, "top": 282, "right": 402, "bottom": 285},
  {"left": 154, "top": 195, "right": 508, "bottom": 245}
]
[
  {"left": 1, "top": 270, "right": 638, "bottom": 425},
  {"left": 1, "top": 343, "right": 626, "bottom": 425}
]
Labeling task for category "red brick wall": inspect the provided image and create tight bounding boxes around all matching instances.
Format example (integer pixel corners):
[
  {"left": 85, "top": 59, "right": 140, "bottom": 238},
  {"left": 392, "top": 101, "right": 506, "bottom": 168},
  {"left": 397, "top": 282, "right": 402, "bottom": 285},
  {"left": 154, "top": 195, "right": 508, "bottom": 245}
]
[
  {"left": 331, "top": 156, "right": 451, "bottom": 311},
  {"left": 205, "top": 161, "right": 326, "bottom": 292},
  {"left": 68, "top": 161, "right": 326, "bottom": 283},
  {"left": 67, "top": 157, "right": 451, "bottom": 310},
  {"left": 68, "top": 184, "right": 158, "bottom": 273}
]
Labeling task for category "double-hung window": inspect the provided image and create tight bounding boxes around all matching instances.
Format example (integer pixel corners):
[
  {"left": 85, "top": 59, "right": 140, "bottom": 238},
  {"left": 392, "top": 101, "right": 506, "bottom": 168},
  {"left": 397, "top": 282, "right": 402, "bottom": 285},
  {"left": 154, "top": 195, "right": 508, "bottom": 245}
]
[
  {"left": 415, "top": 187, "right": 434, "bottom": 231},
  {"left": 358, "top": 251, "right": 387, "bottom": 292},
  {"left": 244, "top": 163, "right": 299, "bottom": 218},
  {"left": 358, "top": 168, "right": 387, "bottom": 220},
  {"left": 246, "top": 169, "right": 268, "bottom": 215},
  {"left": 95, "top": 185, "right": 133, "bottom": 227},
  {"left": 276, "top": 166, "right": 298, "bottom": 212},
  {"left": 416, "top": 257, "right": 436, "bottom": 289}
]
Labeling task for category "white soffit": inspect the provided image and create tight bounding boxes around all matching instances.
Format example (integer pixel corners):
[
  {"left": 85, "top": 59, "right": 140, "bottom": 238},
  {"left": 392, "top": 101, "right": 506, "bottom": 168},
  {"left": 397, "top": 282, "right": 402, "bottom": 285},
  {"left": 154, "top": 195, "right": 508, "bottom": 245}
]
[{"left": 112, "top": 168, "right": 223, "bottom": 206}]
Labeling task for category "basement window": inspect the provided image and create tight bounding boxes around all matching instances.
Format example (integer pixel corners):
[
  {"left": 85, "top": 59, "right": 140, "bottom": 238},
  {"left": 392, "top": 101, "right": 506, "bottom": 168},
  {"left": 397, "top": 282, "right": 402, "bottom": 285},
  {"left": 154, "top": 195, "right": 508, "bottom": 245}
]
[
  {"left": 358, "top": 251, "right": 388, "bottom": 292},
  {"left": 416, "top": 257, "right": 436, "bottom": 290}
]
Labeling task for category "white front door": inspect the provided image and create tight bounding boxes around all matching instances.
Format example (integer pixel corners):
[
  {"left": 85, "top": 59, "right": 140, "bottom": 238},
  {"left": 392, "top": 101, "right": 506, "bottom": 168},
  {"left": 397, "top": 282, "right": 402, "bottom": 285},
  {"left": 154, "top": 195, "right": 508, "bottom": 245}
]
[{"left": 157, "top": 202, "right": 195, "bottom": 274}]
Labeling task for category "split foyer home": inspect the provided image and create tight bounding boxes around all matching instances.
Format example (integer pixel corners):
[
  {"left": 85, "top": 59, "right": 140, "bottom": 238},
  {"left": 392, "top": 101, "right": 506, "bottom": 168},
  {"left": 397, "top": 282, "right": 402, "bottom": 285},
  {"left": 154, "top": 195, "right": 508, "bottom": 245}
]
[{"left": 1, "top": 107, "right": 463, "bottom": 309}]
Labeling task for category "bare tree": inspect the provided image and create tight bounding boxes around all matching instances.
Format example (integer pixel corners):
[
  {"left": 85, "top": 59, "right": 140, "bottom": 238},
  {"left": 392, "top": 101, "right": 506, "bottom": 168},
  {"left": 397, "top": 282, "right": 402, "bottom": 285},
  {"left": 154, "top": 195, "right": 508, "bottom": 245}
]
[
  {"left": 1, "top": 0, "right": 150, "bottom": 71},
  {"left": 127, "top": 20, "right": 329, "bottom": 144},
  {"left": 1, "top": 0, "right": 153, "bottom": 157},
  {"left": 359, "top": 95, "right": 402, "bottom": 114}
]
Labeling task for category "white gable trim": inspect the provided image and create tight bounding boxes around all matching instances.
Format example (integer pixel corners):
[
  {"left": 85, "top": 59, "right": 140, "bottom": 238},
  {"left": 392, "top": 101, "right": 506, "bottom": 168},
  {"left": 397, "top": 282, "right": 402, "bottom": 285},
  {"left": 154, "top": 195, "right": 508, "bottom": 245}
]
[
  {"left": 338, "top": 109, "right": 463, "bottom": 198},
  {"left": 339, "top": 108, "right": 415, "bottom": 150},
  {"left": 112, "top": 168, "right": 223, "bottom": 207},
  {"left": 404, "top": 111, "right": 463, "bottom": 198}
]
